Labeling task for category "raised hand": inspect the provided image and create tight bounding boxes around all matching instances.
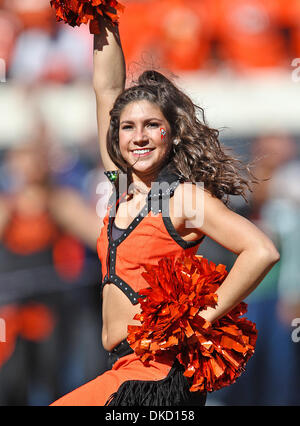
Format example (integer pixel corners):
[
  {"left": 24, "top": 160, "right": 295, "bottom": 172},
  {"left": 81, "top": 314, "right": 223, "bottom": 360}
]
[{"left": 50, "top": 0, "right": 125, "bottom": 34}]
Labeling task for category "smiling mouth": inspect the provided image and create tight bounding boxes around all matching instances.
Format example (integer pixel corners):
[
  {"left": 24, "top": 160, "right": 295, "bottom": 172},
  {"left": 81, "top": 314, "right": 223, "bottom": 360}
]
[{"left": 132, "top": 148, "right": 154, "bottom": 156}]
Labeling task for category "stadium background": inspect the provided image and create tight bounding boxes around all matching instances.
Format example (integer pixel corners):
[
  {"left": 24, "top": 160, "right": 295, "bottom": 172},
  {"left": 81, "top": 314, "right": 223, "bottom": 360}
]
[{"left": 0, "top": 0, "right": 300, "bottom": 405}]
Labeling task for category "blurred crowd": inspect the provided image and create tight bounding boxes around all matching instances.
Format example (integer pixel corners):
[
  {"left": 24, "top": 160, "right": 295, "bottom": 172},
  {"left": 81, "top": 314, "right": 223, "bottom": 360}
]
[
  {"left": 0, "top": 0, "right": 300, "bottom": 406},
  {"left": 207, "top": 133, "right": 300, "bottom": 405},
  {"left": 0, "top": 0, "right": 93, "bottom": 84},
  {"left": 0, "top": 129, "right": 112, "bottom": 405},
  {"left": 1, "top": 0, "right": 300, "bottom": 81}
]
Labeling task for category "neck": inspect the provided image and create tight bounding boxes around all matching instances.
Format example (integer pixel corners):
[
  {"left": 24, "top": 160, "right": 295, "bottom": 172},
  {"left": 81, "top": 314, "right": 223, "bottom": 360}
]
[{"left": 129, "top": 169, "right": 160, "bottom": 195}]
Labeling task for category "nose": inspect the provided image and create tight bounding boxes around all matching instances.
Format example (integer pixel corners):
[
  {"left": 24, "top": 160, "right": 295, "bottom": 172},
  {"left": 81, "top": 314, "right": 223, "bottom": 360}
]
[{"left": 132, "top": 126, "right": 148, "bottom": 145}]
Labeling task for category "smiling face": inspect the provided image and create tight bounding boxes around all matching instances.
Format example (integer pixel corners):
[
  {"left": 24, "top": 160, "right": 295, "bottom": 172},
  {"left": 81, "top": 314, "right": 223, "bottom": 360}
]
[{"left": 118, "top": 100, "right": 173, "bottom": 180}]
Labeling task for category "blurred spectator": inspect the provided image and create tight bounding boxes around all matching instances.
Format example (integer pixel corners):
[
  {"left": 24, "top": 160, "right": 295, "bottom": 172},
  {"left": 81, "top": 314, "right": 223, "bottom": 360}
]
[
  {"left": 249, "top": 133, "right": 297, "bottom": 220},
  {"left": 252, "top": 159, "right": 300, "bottom": 405},
  {"left": 266, "top": 161, "right": 300, "bottom": 324},
  {"left": 118, "top": 0, "right": 159, "bottom": 71},
  {"left": 9, "top": 24, "right": 93, "bottom": 84},
  {"left": 120, "top": 0, "right": 295, "bottom": 73},
  {"left": 0, "top": 0, "right": 93, "bottom": 83},
  {"left": 1, "top": 0, "right": 298, "bottom": 78},
  {"left": 151, "top": 0, "right": 216, "bottom": 71},
  {"left": 278, "top": 0, "right": 300, "bottom": 60},
  {"left": 214, "top": 0, "right": 289, "bottom": 72},
  {"left": 6, "top": 0, "right": 54, "bottom": 32},
  {"left": 0, "top": 136, "right": 108, "bottom": 405},
  {"left": 0, "top": 135, "right": 105, "bottom": 278},
  {"left": 0, "top": 7, "right": 21, "bottom": 71},
  {"left": 212, "top": 133, "right": 300, "bottom": 405},
  {"left": 120, "top": 0, "right": 216, "bottom": 72}
]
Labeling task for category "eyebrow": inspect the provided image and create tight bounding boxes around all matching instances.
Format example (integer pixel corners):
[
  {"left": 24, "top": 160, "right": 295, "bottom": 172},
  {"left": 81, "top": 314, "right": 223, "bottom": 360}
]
[{"left": 120, "top": 118, "right": 164, "bottom": 125}]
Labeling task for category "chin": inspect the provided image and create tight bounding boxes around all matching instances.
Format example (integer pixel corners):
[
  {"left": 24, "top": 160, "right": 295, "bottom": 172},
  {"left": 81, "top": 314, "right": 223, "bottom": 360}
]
[
  {"left": 131, "top": 163, "right": 154, "bottom": 174},
  {"left": 127, "top": 153, "right": 169, "bottom": 176}
]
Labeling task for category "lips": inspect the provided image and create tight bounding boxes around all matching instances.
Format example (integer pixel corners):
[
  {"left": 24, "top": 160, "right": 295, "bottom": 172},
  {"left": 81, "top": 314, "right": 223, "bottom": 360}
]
[
  {"left": 131, "top": 148, "right": 155, "bottom": 152},
  {"left": 131, "top": 148, "right": 155, "bottom": 157}
]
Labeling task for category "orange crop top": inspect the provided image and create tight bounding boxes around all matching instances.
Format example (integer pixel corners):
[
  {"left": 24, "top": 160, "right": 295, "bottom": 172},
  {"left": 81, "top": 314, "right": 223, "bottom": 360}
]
[{"left": 97, "top": 164, "right": 205, "bottom": 305}]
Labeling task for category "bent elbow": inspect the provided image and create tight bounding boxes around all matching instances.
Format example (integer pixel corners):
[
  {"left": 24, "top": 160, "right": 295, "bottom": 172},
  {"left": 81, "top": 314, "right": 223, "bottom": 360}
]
[
  {"left": 269, "top": 249, "right": 280, "bottom": 264},
  {"left": 258, "top": 246, "right": 280, "bottom": 265}
]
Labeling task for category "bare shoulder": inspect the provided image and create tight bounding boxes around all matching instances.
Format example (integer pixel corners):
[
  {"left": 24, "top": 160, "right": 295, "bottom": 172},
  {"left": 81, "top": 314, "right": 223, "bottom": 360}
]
[
  {"left": 174, "top": 182, "right": 278, "bottom": 256},
  {"left": 173, "top": 181, "right": 225, "bottom": 218}
]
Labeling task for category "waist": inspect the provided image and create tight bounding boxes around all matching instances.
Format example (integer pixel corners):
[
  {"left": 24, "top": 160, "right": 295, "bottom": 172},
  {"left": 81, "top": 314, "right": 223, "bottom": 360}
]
[
  {"left": 106, "top": 338, "right": 134, "bottom": 370},
  {"left": 102, "top": 282, "right": 142, "bottom": 351}
]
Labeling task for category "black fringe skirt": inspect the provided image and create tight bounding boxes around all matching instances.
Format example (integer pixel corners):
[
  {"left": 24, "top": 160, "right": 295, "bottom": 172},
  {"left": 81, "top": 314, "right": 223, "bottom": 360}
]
[{"left": 105, "top": 339, "right": 206, "bottom": 407}]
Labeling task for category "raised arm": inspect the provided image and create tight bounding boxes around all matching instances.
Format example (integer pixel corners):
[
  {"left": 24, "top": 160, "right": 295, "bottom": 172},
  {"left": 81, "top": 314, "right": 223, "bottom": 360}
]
[{"left": 93, "top": 17, "right": 126, "bottom": 171}]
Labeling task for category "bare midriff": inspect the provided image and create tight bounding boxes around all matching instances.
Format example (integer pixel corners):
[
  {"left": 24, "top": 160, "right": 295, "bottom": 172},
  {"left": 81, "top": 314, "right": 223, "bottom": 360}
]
[
  {"left": 101, "top": 187, "right": 204, "bottom": 352},
  {"left": 102, "top": 284, "right": 141, "bottom": 351}
]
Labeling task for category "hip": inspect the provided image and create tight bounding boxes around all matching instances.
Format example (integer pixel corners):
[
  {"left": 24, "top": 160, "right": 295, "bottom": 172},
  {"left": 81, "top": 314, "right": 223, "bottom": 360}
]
[{"left": 105, "top": 339, "right": 207, "bottom": 406}]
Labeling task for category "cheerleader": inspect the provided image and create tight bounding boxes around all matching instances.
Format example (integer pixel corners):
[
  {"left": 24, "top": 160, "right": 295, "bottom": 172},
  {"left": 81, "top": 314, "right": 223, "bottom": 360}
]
[{"left": 50, "top": 6, "right": 280, "bottom": 406}]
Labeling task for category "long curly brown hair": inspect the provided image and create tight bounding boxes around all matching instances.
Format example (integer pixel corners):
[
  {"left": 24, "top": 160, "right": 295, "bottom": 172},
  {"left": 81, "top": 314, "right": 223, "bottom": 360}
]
[{"left": 107, "top": 70, "right": 256, "bottom": 204}]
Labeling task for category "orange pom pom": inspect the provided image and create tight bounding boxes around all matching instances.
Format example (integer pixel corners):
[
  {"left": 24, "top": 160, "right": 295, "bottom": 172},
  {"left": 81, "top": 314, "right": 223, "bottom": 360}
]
[
  {"left": 50, "top": 0, "right": 125, "bottom": 34},
  {"left": 127, "top": 254, "right": 257, "bottom": 393}
]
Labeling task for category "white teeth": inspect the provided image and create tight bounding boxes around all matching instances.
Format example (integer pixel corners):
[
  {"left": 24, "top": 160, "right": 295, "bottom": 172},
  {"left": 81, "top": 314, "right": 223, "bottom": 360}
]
[{"left": 133, "top": 149, "right": 152, "bottom": 154}]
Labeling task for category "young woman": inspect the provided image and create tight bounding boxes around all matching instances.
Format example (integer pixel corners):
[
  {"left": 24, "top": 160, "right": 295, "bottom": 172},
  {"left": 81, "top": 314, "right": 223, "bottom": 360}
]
[{"left": 51, "top": 16, "right": 280, "bottom": 406}]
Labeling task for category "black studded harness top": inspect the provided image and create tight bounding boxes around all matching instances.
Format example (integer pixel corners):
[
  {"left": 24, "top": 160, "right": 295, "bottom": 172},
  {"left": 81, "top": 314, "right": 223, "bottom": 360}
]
[{"left": 97, "top": 164, "right": 205, "bottom": 305}]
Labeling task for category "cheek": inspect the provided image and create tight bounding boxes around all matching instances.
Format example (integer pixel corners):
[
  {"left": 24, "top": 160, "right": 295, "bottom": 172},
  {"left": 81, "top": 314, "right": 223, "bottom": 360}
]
[
  {"left": 154, "top": 128, "right": 171, "bottom": 146},
  {"left": 118, "top": 133, "right": 128, "bottom": 152},
  {"left": 154, "top": 140, "right": 171, "bottom": 161},
  {"left": 158, "top": 128, "right": 172, "bottom": 148}
]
